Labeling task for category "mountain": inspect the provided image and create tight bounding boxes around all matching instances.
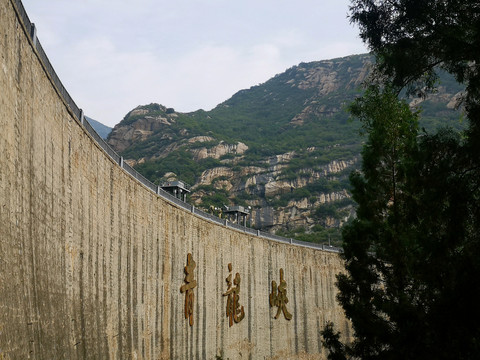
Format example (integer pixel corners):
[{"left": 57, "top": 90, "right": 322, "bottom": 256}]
[
  {"left": 86, "top": 116, "right": 112, "bottom": 139},
  {"left": 107, "top": 54, "right": 464, "bottom": 245}
]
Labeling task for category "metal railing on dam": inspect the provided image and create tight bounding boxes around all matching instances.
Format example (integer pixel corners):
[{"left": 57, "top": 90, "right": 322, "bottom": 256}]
[{"left": 12, "top": 0, "right": 342, "bottom": 255}]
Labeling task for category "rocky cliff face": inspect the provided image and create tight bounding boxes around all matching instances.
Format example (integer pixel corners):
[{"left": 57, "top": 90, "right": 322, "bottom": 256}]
[
  {"left": 188, "top": 153, "right": 358, "bottom": 232},
  {"left": 107, "top": 54, "right": 464, "bottom": 244},
  {"left": 108, "top": 106, "right": 179, "bottom": 152},
  {"left": 191, "top": 141, "right": 248, "bottom": 160}
]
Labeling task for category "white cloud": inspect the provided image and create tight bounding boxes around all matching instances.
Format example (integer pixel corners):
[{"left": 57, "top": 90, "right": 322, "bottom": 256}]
[{"left": 21, "top": 0, "right": 368, "bottom": 127}]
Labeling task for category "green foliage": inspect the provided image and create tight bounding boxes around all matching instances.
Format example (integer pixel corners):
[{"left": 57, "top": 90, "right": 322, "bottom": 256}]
[
  {"left": 266, "top": 187, "right": 313, "bottom": 208},
  {"left": 234, "top": 191, "right": 257, "bottom": 203},
  {"left": 314, "top": 203, "right": 338, "bottom": 219},
  {"left": 321, "top": 322, "right": 347, "bottom": 360},
  {"left": 198, "top": 191, "right": 229, "bottom": 209},
  {"left": 322, "top": 87, "right": 419, "bottom": 358},
  {"left": 305, "top": 178, "right": 348, "bottom": 194},
  {"left": 349, "top": 0, "right": 480, "bottom": 135},
  {"left": 135, "top": 150, "right": 222, "bottom": 185},
  {"left": 121, "top": 56, "right": 463, "bottom": 183},
  {"left": 322, "top": 5, "right": 480, "bottom": 353},
  {"left": 115, "top": 53, "right": 467, "bottom": 243},
  {"left": 329, "top": 123, "right": 480, "bottom": 359},
  {"left": 193, "top": 185, "right": 231, "bottom": 210},
  {"left": 175, "top": 58, "right": 375, "bottom": 163},
  {"left": 350, "top": 85, "right": 419, "bottom": 215},
  {"left": 119, "top": 103, "right": 164, "bottom": 126},
  {"left": 275, "top": 226, "right": 306, "bottom": 238},
  {"left": 315, "top": 198, "right": 355, "bottom": 220},
  {"left": 276, "top": 226, "right": 343, "bottom": 246}
]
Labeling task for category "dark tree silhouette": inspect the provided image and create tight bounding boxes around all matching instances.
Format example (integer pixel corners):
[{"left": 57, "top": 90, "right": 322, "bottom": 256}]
[{"left": 322, "top": 1, "right": 480, "bottom": 359}]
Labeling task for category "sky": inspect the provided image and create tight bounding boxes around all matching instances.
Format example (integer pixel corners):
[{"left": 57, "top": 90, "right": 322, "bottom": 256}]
[{"left": 21, "top": 0, "right": 368, "bottom": 127}]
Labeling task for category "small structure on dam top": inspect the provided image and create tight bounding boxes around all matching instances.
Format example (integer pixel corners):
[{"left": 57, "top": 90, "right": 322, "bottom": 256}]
[
  {"left": 224, "top": 205, "right": 250, "bottom": 226},
  {"left": 160, "top": 180, "right": 190, "bottom": 201}
]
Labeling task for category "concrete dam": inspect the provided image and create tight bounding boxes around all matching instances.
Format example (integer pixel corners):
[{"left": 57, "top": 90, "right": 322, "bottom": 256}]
[{"left": 0, "top": 0, "right": 351, "bottom": 358}]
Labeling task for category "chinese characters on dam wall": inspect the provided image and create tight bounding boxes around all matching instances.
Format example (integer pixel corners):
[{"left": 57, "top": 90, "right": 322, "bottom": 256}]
[
  {"left": 223, "top": 262, "right": 246, "bottom": 326},
  {"left": 270, "top": 268, "right": 293, "bottom": 320},
  {"left": 180, "top": 253, "right": 197, "bottom": 326},
  {"left": 181, "top": 253, "right": 293, "bottom": 328}
]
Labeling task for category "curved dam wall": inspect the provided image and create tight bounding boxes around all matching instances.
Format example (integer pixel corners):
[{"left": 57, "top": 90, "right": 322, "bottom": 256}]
[{"left": 0, "top": 0, "right": 351, "bottom": 358}]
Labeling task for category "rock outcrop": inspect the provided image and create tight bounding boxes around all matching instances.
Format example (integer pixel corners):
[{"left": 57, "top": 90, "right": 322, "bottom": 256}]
[{"left": 192, "top": 141, "right": 248, "bottom": 160}]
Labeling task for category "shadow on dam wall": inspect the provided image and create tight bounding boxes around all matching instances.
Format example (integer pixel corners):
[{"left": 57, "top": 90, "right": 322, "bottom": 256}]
[{"left": 0, "top": 0, "right": 351, "bottom": 358}]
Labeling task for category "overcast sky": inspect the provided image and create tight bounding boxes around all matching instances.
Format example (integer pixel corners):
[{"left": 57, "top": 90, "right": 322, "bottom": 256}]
[{"left": 21, "top": 0, "right": 368, "bottom": 127}]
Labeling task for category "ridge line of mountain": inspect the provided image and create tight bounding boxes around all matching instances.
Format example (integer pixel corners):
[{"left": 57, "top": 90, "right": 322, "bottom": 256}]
[{"left": 100, "top": 53, "right": 464, "bottom": 245}]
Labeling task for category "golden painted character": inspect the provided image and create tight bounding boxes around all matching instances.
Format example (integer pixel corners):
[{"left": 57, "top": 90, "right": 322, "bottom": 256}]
[
  {"left": 270, "top": 268, "right": 292, "bottom": 320},
  {"left": 223, "top": 263, "right": 245, "bottom": 326},
  {"left": 180, "top": 253, "right": 197, "bottom": 326}
]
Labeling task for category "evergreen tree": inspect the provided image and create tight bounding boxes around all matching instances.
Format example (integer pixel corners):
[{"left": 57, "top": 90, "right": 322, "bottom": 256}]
[
  {"left": 349, "top": 0, "right": 480, "bottom": 143},
  {"left": 322, "top": 1, "right": 480, "bottom": 358}
]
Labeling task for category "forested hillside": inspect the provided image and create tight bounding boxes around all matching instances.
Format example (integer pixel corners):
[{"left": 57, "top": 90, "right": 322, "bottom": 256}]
[{"left": 107, "top": 54, "right": 464, "bottom": 245}]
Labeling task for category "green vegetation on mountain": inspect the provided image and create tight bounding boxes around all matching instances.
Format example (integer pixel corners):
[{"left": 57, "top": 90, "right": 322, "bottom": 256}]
[{"left": 107, "top": 54, "right": 464, "bottom": 246}]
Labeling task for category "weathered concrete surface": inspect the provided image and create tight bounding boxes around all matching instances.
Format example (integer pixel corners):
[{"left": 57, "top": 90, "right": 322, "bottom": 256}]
[{"left": 0, "top": 0, "right": 351, "bottom": 358}]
